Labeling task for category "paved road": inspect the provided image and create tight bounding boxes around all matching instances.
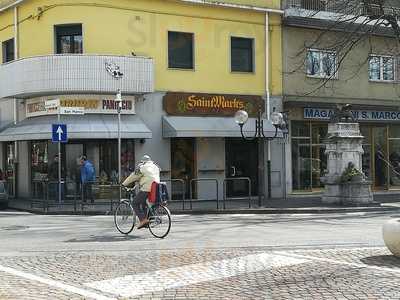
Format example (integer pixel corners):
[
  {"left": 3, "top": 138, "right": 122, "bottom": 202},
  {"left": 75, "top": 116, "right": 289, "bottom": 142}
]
[{"left": 0, "top": 210, "right": 399, "bottom": 299}]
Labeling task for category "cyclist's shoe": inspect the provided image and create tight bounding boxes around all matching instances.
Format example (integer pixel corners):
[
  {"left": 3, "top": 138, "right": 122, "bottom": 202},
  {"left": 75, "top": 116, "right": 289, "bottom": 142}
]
[{"left": 137, "top": 218, "right": 149, "bottom": 229}]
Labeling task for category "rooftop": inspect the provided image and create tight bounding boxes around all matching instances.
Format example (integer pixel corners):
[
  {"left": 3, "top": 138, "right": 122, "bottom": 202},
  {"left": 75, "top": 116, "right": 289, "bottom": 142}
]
[{"left": 0, "top": 0, "right": 281, "bottom": 12}]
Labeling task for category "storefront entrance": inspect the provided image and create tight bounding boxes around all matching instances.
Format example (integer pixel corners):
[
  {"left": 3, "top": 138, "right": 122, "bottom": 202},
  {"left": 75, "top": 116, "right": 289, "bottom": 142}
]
[
  {"left": 171, "top": 138, "right": 196, "bottom": 199},
  {"left": 225, "top": 138, "right": 258, "bottom": 197}
]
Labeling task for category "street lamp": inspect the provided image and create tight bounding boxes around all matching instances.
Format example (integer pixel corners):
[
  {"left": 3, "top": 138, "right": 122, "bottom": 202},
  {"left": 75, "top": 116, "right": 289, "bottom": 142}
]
[
  {"left": 116, "top": 89, "right": 123, "bottom": 200},
  {"left": 234, "top": 105, "right": 287, "bottom": 206}
]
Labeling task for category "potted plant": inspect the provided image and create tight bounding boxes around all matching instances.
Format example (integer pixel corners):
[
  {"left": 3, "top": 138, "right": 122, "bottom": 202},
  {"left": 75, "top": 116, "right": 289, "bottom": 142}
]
[{"left": 339, "top": 162, "right": 364, "bottom": 183}]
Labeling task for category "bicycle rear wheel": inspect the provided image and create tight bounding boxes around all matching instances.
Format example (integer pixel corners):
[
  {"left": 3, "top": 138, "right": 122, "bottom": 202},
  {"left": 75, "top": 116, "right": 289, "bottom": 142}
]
[
  {"left": 148, "top": 205, "right": 171, "bottom": 239},
  {"left": 114, "top": 200, "right": 135, "bottom": 234}
]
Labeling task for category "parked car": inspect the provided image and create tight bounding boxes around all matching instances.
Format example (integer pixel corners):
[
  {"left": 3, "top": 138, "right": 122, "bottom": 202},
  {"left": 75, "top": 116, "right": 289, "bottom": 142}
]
[{"left": 0, "top": 181, "right": 9, "bottom": 209}]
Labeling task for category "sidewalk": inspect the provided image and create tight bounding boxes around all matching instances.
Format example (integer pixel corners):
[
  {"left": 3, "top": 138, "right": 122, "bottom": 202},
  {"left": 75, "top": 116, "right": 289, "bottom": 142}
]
[{"left": 6, "top": 197, "right": 400, "bottom": 215}]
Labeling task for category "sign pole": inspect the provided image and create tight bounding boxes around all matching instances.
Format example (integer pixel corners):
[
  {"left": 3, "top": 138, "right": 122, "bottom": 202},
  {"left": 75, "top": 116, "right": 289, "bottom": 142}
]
[
  {"left": 116, "top": 90, "right": 122, "bottom": 201},
  {"left": 58, "top": 107, "right": 62, "bottom": 205}
]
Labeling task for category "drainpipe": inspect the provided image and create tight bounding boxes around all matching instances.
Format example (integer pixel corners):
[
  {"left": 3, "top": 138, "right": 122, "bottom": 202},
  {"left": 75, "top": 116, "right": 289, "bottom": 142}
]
[
  {"left": 14, "top": 6, "right": 19, "bottom": 59},
  {"left": 13, "top": 6, "right": 19, "bottom": 198},
  {"left": 265, "top": 12, "right": 272, "bottom": 200}
]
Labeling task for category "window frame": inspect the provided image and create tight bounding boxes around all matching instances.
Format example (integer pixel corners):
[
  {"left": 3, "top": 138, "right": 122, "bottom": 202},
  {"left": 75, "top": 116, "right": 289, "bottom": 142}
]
[
  {"left": 54, "top": 24, "right": 83, "bottom": 54},
  {"left": 230, "top": 36, "right": 255, "bottom": 73},
  {"left": 2, "top": 38, "right": 15, "bottom": 63},
  {"left": 368, "top": 54, "right": 395, "bottom": 83},
  {"left": 167, "top": 30, "right": 195, "bottom": 70},
  {"left": 305, "top": 48, "right": 338, "bottom": 79}
]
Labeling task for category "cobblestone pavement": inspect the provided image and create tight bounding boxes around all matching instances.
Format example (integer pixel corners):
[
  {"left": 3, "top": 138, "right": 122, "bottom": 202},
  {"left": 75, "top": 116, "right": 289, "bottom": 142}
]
[{"left": 0, "top": 246, "right": 400, "bottom": 299}]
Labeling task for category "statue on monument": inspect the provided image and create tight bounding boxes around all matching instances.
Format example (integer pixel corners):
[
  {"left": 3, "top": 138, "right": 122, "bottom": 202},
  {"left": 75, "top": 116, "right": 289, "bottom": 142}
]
[{"left": 330, "top": 104, "right": 355, "bottom": 123}]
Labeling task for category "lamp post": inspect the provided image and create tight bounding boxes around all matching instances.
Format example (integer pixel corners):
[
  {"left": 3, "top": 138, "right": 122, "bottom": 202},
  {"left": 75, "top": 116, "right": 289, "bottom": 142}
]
[
  {"left": 234, "top": 105, "right": 287, "bottom": 206},
  {"left": 116, "top": 90, "right": 123, "bottom": 200}
]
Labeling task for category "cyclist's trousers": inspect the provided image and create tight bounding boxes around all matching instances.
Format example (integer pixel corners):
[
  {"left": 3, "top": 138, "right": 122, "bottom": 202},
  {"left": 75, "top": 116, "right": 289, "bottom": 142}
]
[{"left": 133, "top": 191, "right": 148, "bottom": 221}]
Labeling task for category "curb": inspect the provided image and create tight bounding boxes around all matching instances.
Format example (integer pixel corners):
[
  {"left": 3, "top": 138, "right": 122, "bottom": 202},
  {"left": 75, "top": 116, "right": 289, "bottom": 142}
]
[
  {"left": 170, "top": 206, "right": 400, "bottom": 215},
  {"left": 7, "top": 204, "right": 400, "bottom": 216}
]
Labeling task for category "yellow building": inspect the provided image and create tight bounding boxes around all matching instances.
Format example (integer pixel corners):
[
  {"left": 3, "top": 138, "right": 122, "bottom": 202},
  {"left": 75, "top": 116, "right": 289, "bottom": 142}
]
[{"left": 0, "top": 0, "right": 284, "bottom": 204}]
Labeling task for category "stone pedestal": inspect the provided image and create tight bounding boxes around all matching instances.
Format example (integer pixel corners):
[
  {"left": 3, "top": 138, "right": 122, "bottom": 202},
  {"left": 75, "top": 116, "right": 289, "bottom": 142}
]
[
  {"left": 322, "top": 123, "right": 374, "bottom": 205},
  {"left": 383, "top": 219, "right": 400, "bottom": 257}
]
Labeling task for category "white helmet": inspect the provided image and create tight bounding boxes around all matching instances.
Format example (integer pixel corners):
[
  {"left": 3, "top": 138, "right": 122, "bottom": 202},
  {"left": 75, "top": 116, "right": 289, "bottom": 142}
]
[{"left": 141, "top": 155, "right": 151, "bottom": 163}]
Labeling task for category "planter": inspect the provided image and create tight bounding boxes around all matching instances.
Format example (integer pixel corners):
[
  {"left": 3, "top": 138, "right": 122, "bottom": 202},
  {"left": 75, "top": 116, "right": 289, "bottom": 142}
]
[{"left": 382, "top": 218, "right": 400, "bottom": 257}]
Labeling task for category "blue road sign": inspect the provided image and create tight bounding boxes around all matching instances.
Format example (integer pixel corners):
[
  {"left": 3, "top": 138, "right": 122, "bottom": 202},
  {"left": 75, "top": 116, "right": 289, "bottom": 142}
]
[{"left": 52, "top": 124, "right": 67, "bottom": 143}]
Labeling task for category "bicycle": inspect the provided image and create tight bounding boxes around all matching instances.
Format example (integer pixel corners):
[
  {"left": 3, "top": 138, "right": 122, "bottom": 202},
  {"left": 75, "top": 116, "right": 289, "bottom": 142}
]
[{"left": 114, "top": 185, "right": 172, "bottom": 238}]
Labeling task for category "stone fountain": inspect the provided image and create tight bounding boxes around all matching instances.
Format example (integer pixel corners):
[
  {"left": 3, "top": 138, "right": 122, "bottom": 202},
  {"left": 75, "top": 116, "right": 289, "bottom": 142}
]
[{"left": 321, "top": 105, "right": 375, "bottom": 206}]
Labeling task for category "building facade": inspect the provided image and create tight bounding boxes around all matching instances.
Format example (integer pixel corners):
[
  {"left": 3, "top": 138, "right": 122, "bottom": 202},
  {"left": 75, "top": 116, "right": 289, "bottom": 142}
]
[
  {"left": 283, "top": 0, "right": 400, "bottom": 196},
  {"left": 0, "top": 0, "right": 284, "bottom": 203}
]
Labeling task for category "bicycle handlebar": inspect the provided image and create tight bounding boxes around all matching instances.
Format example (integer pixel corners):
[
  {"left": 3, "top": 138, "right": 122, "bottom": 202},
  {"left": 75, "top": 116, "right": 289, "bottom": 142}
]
[{"left": 121, "top": 184, "right": 138, "bottom": 192}]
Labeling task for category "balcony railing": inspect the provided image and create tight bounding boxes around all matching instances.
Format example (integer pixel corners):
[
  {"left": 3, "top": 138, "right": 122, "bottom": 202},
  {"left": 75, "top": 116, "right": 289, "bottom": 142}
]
[
  {"left": 0, "top": 54, "right": 154, "bottom": 98},
  {"left": 286, "top": 0, "right": 400, "bottom": 18}
]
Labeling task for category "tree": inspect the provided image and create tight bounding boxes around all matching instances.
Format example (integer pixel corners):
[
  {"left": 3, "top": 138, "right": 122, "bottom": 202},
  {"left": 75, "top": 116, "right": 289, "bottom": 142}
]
[{"left": 286, "top": 0, "right": 400, "bottom": 94}]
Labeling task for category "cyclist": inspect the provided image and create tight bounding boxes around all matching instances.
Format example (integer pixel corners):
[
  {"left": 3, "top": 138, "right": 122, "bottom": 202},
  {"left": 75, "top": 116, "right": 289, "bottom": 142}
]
[{"left": 122, "top": 155, "right": 160, "bottom": 229}]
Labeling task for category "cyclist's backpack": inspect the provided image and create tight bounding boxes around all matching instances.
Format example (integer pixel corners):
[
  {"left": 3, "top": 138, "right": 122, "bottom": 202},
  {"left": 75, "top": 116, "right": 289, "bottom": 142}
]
[{"left": 156, "top": 182, "right": 169, "bottom": 204}]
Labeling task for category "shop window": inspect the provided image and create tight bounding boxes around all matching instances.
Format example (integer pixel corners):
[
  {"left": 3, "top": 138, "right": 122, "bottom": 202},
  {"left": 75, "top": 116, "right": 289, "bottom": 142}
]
[
  {"left": 2, "top": 38, "right": 14, "bottom": 63},
  {"left": 31, "top": 141, "right": 59, "bottom": 199},
  {"left": 3, "top": 142, "right": 15, "bottom": 197},
  {"left": 231, "top": 37, "right": 254, "bottom": 73},
  {"left": 360, "top": 125, "right": 372, "bottom": 180},
  {"left": 291, "top": 121, "right": 327, "bottom": 192},
  {"left": 99, "top": 140, "right": 135, "bottom": 184},
  {"left": 306, "top": 49, "right": 337, "bottom": 78},
  {"left": 55, "top": 24, "right": 83, "bottom": 54},
  {"left": 168, "top": 31, "right": 194, "bottom": 69},
  {"left": 369, "top": 55, "right": 395, "bottom": 81},
  {"left": 389, "top": 125, "right": 400, "bottom": 188}
]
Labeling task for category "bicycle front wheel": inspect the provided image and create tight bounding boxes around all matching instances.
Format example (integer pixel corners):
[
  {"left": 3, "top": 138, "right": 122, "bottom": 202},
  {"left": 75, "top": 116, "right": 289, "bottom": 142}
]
[
  {"left": 114, "top": 200, "right": 135, "bottom": 235},
  {"left": 148, "top": 205, "right": 171, "bottom": 239}
]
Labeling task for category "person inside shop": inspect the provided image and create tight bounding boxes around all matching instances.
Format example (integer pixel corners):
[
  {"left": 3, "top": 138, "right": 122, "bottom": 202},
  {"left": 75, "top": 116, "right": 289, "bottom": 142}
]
[
  {"left": 74, "top": 157, "right": 82, "bottom": 198},
  {"left": 122, "top": 155, "right": 160, "bottom": 229},
  {"left": 389, "top": 150, "right": 400, "bottom": 185},
  {"left": 48, "top": 154, "right": 65, "bottom": 201},
  {"left": 80, "top": 155, "right": 96, "bottom": 203},
  {"left": 375, "top": 146, "right": 387, "bottom": 187}
]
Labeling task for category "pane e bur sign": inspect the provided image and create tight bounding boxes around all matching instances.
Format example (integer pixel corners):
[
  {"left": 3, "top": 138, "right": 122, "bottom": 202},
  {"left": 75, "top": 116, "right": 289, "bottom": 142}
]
[{"left": 304, "top": 108, "right": 400, "bottom": 121}]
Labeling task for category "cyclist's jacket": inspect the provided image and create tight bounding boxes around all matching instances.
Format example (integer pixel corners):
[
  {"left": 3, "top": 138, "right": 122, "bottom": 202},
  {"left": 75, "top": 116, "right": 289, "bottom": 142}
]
[{"left": 122, "top": 161, "right": 160, "bottom": 192}]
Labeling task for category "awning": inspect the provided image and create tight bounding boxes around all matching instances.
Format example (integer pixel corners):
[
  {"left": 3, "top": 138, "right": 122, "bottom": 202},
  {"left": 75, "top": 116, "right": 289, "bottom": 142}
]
[
  {"left": 0, "top": 114, "right": 152, "bottom": 141},
  {"left": 162, "top": 116, "right": 281, "bottom": 138}
]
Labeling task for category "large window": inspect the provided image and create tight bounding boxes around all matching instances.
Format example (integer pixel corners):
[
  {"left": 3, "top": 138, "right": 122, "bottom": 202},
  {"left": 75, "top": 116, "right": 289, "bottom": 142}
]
[
  {"left": 99, "top": 140, "right": 135, "bottom": 184},
  {"left": 168, "top": 31, "right": 194, "bottom": 69},
  {"left": 55, "top": 24, "right": 83, "bottom": 54},
  {"left": 291, "top": 121, "right": 327, "bottom": 192},
  {"left": 2, "top": 38, "right": 14, "bottom": 63},
  {"left": 231, "top": 37, "right": 254, "bottom": 72},
  {"left": 306, "top": 49, "right": 337, "bottom": 78},
  {"left": 368, "top": 55, "right": 394, "bottom": 81}
]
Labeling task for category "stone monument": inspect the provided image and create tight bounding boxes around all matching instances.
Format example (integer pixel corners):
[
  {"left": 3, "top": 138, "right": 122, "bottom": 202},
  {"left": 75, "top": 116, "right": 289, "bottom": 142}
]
[{"left": 321, "top": 104, "right": 375, "bottom": 206}]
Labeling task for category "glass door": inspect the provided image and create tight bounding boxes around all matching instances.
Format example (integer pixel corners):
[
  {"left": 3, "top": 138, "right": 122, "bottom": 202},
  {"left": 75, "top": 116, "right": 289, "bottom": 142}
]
[
  {"left": 225, "top": 138, "right": 258, "bottom": 197},
  {"left": 171, "top": 138, "right": 195, "bottom": 199},
  {"left": 372, "top": 126, "right": 388, "bottom": 190},
  {"left": 311, "top": 124, "right": 327, "bottom": 190},
  {"left": 388, "top": 125, "right": 400, "bottom": 189},
  {"left": 292, "top": 122, "right": 311, "bottom": 192}
]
